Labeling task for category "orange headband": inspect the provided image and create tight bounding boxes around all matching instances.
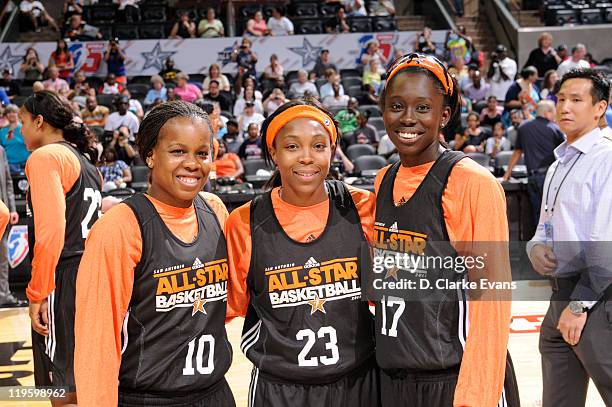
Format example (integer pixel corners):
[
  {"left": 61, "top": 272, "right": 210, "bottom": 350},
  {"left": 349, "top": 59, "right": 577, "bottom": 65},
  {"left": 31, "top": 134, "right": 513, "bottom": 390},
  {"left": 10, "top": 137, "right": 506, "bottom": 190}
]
[
  {"left": 386, "top": 53, "right": 454, "bottom": 96},
  {"left": 266, "top": 105, "right": 337, "bottom": 149}
]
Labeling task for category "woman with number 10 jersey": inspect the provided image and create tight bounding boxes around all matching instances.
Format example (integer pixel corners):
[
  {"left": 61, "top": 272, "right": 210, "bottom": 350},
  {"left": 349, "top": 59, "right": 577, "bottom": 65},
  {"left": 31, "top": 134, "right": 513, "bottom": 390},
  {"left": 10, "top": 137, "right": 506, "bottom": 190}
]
[
  {"left": 226, "top": 99, "right": 379, "bottom": 407},
  {"left": 74, "top": 101, "right": 235, "bottom": 407},
  {"left": 19, "top": 91, "right": 102, "bottom": 406}
]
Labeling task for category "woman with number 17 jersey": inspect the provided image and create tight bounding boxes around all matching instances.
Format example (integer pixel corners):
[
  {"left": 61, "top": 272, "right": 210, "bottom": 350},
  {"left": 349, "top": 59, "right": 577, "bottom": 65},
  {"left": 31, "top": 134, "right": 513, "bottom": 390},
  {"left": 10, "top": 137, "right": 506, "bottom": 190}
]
[
  {"left": 74, "top": 102, "right": 235, "bottom": 407},
  {"left": 226, "top": 99, "right": 379, "bottom": 407},
  {"left": 19, "top": 91, "right": 102, "bottom": 406}
]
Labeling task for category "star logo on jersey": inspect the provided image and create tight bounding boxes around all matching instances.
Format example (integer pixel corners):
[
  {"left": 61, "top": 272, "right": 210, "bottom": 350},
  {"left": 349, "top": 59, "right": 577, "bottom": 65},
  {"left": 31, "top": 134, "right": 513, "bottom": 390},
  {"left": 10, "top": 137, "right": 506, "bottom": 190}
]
[
  {"left": 192, "top": 298, "right": 207, "bottom": 316},
  {"left": 141, "top": 42, "right": 177, "bottom": 71},
  {"left": 288, "top": 37, "right": 323, "bottom": 67},
  {"left": 385, "top": 266, "right": 399, "bottom": 280},
  {"left": 308, "top": 293, "right": 327, "bottom": 315}
]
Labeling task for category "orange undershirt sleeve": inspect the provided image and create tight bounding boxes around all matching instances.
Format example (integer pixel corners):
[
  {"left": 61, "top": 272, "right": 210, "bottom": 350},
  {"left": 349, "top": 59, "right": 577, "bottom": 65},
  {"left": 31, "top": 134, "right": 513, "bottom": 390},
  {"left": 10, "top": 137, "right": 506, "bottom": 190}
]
[
  {"left": 25, "top": 144, "right": 81, "bottom": 302},
  {"left": 0, "top": 200, "right": 9, "bottom": 234}
]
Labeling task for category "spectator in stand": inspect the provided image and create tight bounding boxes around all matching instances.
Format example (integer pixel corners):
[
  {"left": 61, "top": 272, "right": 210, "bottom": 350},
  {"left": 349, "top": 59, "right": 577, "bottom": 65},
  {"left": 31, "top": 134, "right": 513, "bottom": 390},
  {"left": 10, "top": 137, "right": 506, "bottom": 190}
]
[
  {"left": 31, "top": 81, "right": 44, "bottom": 93},
  {"left": 371, "top": 0, "right": 395, "bottom": 15},
  {"left": 215, "top": 140, "right": 244, "bottom": 179},
  {"left": 202, "top": 64, "right": 231, "bottom": 93},
  {"left": 203, "top": 79, "right": 232, "bottom": 112},
  {"left": 584, "top": 52, "right": 598, "bottom": 68},
  {"left": 415, "top": 27, "right": 436, "bottom": 55},
  {"left": 48, "top": 39, "right": 74, "bottom": 81},
  {"left": 43, "top": 67, "right": 70, "bottom": 97},
  {"left": 104, "top": 96, "right": 140, "bottom": 137},
  {"left": 0, "top": 105, "right": 30, "bottom": 174},
  {"left": 486, "top": 44, "right": 517, "bottom": 102},
  {"left": 454, "top": 112, "right": 486, "bottom": 153},
  {"left": 262, "top": 88, "right": 288, "bottom": 115},
  {"left": 319, "top": 69, "right": 344, "bottom": 100},
  {"left": 232, "top": 38, "right": 258, "bottom": 78},
  {"left": 19, "top": 47, "right": 44, "bottom": 85},
  {"left": 116, "top": 0, "right": 140, "bottom": 23},
  {"left": 158, "top": 57, "right": 181, "bottom": 85},
  {"left": 362, "top": 59, "right": 384, "bottom": 91},
  {"left": 0, "top": 91, "right": 10, "bottom": 110},
  {"left": 0, "top": 69, "right": 20, "bottom": 101},
  {"left": 121, "top": 89, "right": 144, "bottom": 120},
  {"left": 555, "top": 44, "right": 569, "bottom": 62},
  {"left": 170, "top": 11, "right": 196, "bottom": 39},
  {"left": 523, "top": 32, "right": 561, "bottom": 78},
  {"left": 267, "top": 6, "right": 294, "bottom": 36},
  {"left": 198, "top": 7, "right": 224, "bottom": 38},
  {"left": 70, "top": 70, "right": 86, "bottom": 92},
  {"left": 505, "top": 66, "right": 540, "bottom": 112},
  {"left": 104, "top": 38, "right": 127, "bottom": 84},
  {"left": 363, "top": 83, "right": 380, "bottom": 105},
  {"left": 64, "top": 13, "right": 102, "bottom": 41},
  {"left": 479, "top": 95, "right": 503, "bottom": 128},
  {"left": 349, "top": 114, "right": 378, "bottom": 147},
  {"left": 238, "top": 122, "right": 263, "bottom": 160},
  {"left": 313, "top": 49, "right": 338, "bottom": 78},
  {"left": 144, "top": 75, "right": 167, "bottom": 106},
  {"left": 19, "top": 0, "right": 59, "bottom": 32},
  {"left": 81, "top": 95, "right": 110, "bottom": 127},
  {"left": 237, "top": 102, "right": 265, "bottom": 136},
  {"left": 343, "top": 0, "right": 367, "bottom": 16},
  {"left": 335, "top": 97, "right": 360, "bottom": 134},
  {"left": 360, "top": 40, "right": 388, "bottom": 67},
  {"left": 540, "top": 69, "right": 559, "bottom": 100},
  {"left": 100, "top": 73, "right": 124, "bottom": 95},
  {"left": 173, "top": 73, "right": 202, "bottom": 103},
  {"left": 0, "top": 106, "right": 6, "bottom": 128},
  {"left": 166, "top": 87, "right": 180, "bottom": 101},
  {"left": 223, "top": 119, "right": 243, "bottom": 154},
  {"left": 289, "top": 69, "right": 319, "bottom": 99},
  {"left": 323, "top": 82, "right": 350, "bottom": 110},
  {"left": 98, "top": 147, "right": 132, "bottom": 192},
  {"left": 245, "top": 10, "right": 268, "bottom": 37},
  {"left": 485, "top": 121, "right": 511, "bottom": 158},
  {"left": 233, "top": 84, "right": 263, "bottom": 117},
  {"left": 464, "top": 70, "right": 490, "bottom": 104},
  {"left": 262, "top": 54, "right": 285, "bottom": 89},
  {"left": 63, "top": 0, "right": 83, "bottom": 20},
  {"left": 506, "top": 109, "right": 524, "bottom": 145},
  {"left": 325, "top": 6, "right": 350, "bottom": 34},
  {"left": 108, "top": 125, "right": 136, "bottom": 165},
  {"left": 556, "top": 44, "right": 590, "bottom": 78}
]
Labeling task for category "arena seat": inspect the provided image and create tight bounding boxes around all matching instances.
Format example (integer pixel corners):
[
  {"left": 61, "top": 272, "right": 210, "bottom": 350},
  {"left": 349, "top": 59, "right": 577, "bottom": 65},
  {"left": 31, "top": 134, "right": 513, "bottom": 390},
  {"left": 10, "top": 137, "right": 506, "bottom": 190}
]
[
  {"left": 130, "top": 166, "right": 150, "bottom": 191},
  {"left": 348, "top": 17, "right": 373, "bottom": 32},
  {"left": 294, "top": 19, "right": 324, "bottom": 34},
  {"left": 346, "top": 144, "right": 376, "bottom": 161},
  {"left": 353, "top": 155, "right": 387, "bottom": 174},
  {"left": 243, "top": 159, "right": 274, "bottom": 176}
]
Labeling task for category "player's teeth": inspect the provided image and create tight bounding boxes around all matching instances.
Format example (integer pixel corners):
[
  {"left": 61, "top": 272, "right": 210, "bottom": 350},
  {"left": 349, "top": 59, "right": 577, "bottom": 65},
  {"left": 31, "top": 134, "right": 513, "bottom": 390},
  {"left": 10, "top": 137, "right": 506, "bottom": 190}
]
[{"left": 398, "top": 132, "right": 418, "bottom": 140}]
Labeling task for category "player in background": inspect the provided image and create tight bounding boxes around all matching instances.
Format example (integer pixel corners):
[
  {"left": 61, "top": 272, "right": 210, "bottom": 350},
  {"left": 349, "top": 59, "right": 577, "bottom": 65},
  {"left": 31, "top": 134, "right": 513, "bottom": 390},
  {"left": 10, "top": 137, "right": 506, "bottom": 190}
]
[
  {"left": 74, "top": 101, "right": 235, "bottom": 407},
  {"left": 372, "top": 53, "right": 520, "bottom": 407},
  {"left": 19, "top": 90, "right": 102, "bottom": 406},
  {"left": 226, "top": 99, "right": 379, "bottom": 407}
]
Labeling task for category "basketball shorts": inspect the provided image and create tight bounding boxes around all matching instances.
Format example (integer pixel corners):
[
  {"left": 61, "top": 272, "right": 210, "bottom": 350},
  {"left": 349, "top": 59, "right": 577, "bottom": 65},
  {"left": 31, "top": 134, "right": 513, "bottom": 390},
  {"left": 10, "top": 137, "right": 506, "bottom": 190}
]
[
  {"left": 380, "top": 352, "right": 520, "bottom": 407},
  {"left": 247, "top": 357, "right": 380, "bottom": 407},
  {"left": 32, "top": 258, "right": 80, "bottom": 392},
  {"left": 118, "top": 378, "right": 235, "bottom": 407}
]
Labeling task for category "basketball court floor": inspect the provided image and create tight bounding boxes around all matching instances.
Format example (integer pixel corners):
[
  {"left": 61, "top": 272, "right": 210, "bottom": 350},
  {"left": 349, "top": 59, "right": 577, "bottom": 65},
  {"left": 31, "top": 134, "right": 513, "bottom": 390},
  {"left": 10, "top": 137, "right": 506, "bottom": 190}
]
[{"left": 0, "top": 291, "right": 606, "bottom": 406}]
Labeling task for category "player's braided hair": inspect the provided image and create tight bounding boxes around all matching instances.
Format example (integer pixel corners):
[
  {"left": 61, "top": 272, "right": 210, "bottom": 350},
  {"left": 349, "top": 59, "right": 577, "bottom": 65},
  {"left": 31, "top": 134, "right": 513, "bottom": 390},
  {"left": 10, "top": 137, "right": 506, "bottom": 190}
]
[
  {"left": 136, "top": 100, "right": 214, "bottom": 162},
  {"left": 23, "top": 90, "right": 98, "bottom": 165}
]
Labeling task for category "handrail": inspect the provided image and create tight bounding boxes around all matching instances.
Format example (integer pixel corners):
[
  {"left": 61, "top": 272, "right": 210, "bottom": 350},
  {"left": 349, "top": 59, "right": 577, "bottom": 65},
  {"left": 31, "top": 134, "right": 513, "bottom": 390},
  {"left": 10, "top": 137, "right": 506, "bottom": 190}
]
[
  {"left": 433, "top": 0, "right": 458, "bottom": 32},
  {"left": 482, "top": 0, "right": 521, "bottom": 58},
  {"left": 0, "top": 0, "right": 18, "bottom": 43}
]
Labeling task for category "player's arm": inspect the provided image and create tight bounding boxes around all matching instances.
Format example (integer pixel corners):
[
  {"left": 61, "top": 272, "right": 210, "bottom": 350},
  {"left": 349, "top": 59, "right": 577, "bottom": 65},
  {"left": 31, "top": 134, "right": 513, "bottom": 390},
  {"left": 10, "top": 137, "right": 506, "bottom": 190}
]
[
  {"left": 74, "top": 204, "right": 141, "bottom": 407},
  {"left": 451, "top": 166, "right": 511, "bottom": 407},
  {"left": 25, "top": 146, "right": 80, "bottom": 302},
  {"left": 225, "top": 202, "right": 252, "bottom": 322},
  {"left": 348, "top": 185, "right": 376, "bottom": 243},
  {"left": 0, "top": 200, "right": 8, "bottom": 234}
]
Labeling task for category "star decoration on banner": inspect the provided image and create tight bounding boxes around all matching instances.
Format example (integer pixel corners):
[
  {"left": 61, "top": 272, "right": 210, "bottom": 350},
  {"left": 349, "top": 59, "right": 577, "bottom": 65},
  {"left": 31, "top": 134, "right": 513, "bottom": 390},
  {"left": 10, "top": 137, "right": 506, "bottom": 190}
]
[
  {"left": 308, "top": 293, "right": 327, "bottom": 315},
  {"left": 288, "top": 37, "right": 323, "bottom": 67},
  {"left": 385, "top": 266, "right": 399, "bottom": 280},
  {"left": 141, "top": 42, "right": 177, "bottom": 71},
  {"left": 0, "top": 47, "right": 23, "bottom": 73},
  {"left": 192, "top": 298, "right": 207, "bottom": 316}
]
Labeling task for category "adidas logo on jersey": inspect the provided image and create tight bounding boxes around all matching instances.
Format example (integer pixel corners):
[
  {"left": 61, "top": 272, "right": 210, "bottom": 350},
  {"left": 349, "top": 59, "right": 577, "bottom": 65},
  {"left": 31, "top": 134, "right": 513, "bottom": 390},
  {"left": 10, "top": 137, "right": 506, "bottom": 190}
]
[
  {"left": 304, "top": 257, "right": 320, "bottom": 268},
  {"left": 192, "top": 258, "right": 204, "bottom": 269},
  {"left": 389, "top": 222, "right": 399, "bottom": 233}
]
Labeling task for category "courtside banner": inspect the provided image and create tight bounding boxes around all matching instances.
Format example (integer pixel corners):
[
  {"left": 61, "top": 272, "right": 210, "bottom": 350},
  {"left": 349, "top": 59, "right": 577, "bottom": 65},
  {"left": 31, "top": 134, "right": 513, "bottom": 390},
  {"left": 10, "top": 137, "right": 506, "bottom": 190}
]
[{"left": 0, "top": 30, "right": 447, "bottom": 77}]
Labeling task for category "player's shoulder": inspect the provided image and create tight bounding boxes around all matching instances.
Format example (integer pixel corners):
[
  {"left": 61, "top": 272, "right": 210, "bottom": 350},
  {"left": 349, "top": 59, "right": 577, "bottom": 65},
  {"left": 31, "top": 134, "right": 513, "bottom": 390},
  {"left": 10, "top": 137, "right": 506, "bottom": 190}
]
[
  {"left": 225, "top": 201, "right": 252, "bottom": 230},
  {"left": 28, "top": 143, "right": 79, "bottom": 170},
  {"left": 346, "top": 184, "right": 375, "bottom": 206},
  {"left": 91, "top": 202, "right": 137, "bottom": 235},
  {"left": 199, "top": 191, "right": 229, "bottom": 221}
]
